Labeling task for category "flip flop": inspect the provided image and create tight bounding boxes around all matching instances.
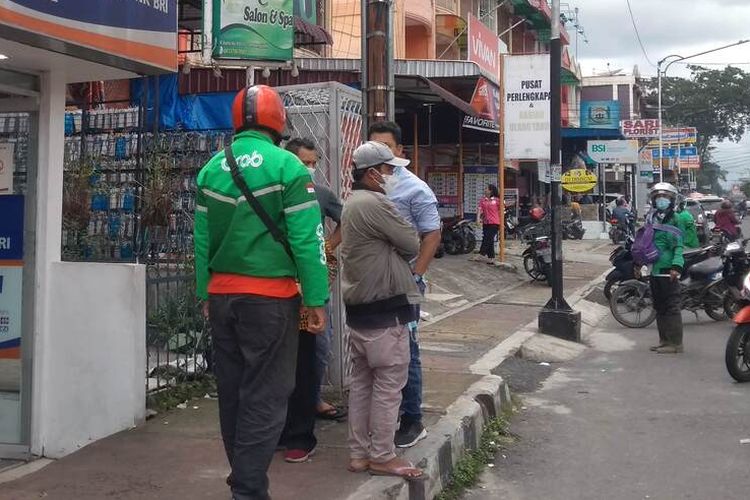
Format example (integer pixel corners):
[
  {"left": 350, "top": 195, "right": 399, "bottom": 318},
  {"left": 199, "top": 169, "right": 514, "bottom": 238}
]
[
  {"left": 369, "top": 462, "right": 425, "bottom": 481},
  {"left": 316, "top": 405, "right": 348, "bottom": 421},
  {"left": 347, "top": 458, "right": 369, "bottom": 473}
]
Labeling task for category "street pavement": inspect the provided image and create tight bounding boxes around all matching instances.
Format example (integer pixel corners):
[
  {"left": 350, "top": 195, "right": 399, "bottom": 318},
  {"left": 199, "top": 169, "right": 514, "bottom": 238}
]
[{"left": 466, "top": 311, "right": 750, "bottom": 500}]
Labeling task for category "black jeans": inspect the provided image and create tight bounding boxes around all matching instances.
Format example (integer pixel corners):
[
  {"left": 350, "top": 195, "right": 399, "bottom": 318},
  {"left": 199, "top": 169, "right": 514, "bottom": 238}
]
[
  {"left": 480, "top": 224, "right": 499, "bottom": 258},
  {"left": 650, "top": 276, "right": 683, "bottom": 346},
  {"left": 279, "top": 330, "right": 318, "bottom": 452},
  {"left": 209, "top": 294, "right": 301, "bottom": 500}
]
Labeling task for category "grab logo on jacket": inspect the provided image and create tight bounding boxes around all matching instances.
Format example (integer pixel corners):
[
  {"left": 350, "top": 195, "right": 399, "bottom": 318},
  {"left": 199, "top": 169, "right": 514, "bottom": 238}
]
[{"left": 221, "top": 151, "right": 264, "bottom": 171}]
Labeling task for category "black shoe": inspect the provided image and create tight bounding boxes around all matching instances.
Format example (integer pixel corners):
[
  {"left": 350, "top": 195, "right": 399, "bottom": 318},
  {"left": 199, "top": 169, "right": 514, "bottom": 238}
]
[{"left": 395, "top": 420, "right": 427, "bottom": 448}]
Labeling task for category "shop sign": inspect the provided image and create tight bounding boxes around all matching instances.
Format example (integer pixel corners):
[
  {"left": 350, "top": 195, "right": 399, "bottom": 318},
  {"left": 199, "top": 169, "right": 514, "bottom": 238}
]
[
  {"left": 0, "top": 266, "right": 22, "bottom": 360},
  {"left": 463, "top": 77, "right": 500, "bottom": 134},
  {"left": 661, "top": 127, "right": 698, "bottom": 144},
  {"left": 0, "top": 0, "right": 177, "bottom": 72},
  {"left": 561, "top": 168, "right": 597, "bottom": 193},
  {"left": 620, "top": 119, "right": 661, "bottom": 138},
  {"left": 651, "top": 146, "right": 698, "bottom": 159},
  {"left": 538, "top": 161, "right": 551, "bottom": 184},
  {"left": 0, "top": 143, "right": 13, "bottom": 195},
  {"left": 580, "top": 101, "right": 620, "bottom": 129},
  {"left": 587, "top": 140, "right": 639, "bottom": 164},
  {"left": 0, "top": 195, "right": 24, "bottom": 261},
  {"left": 504, "top": 54, "right": 551, "bottom": 160},
  {"left": 467, "top": 13, "right": 500, "bottom": 78},
  {"left": 678, "top": 156, "right": 701, "bottom": 169},
  {"left": 213, "top": 0, "right": 294, "bottom": 61}
]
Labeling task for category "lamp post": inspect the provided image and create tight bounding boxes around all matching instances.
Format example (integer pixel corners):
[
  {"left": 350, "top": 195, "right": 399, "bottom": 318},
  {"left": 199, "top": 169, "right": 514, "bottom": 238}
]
[
  {"left": 538, "top": 0, "right": 581, "bottom": 342},
  {"left": 656, "top": 39, "right": 750, "bottom": 182}
]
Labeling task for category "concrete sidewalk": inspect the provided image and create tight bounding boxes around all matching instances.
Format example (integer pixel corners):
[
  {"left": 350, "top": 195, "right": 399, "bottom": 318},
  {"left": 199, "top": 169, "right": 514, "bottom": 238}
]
[{"left": 1, "top": 240, "right": 612, "bottom": 500}]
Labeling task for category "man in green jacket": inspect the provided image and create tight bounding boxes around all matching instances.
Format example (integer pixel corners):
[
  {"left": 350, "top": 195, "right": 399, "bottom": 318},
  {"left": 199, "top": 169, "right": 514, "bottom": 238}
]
[
  {"left": 194, "top": 85, "right": 328, "bottom": 500},
  {"left": 647, "top": 183, "right": 685, "bottom": 354}
]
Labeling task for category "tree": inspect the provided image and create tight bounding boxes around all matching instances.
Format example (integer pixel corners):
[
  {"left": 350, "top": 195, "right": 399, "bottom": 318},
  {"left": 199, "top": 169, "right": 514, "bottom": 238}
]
[{"left": 642, "top": 65, "right": 750, "bottom": 193}]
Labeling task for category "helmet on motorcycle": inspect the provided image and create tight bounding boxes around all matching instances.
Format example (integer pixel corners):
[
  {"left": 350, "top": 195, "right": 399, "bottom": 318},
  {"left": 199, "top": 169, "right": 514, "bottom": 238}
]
[
  {"left": 649, "top": 182, "right": 679, "bottom": 202},
  {"left": 231, "top": 85, "right": 287, "bottom": 142}
]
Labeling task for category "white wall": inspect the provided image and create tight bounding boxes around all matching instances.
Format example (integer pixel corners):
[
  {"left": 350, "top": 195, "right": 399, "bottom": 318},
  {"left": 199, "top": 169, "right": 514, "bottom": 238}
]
[{"left": 34, "top": 262, "right": 146, "bottom": 458}]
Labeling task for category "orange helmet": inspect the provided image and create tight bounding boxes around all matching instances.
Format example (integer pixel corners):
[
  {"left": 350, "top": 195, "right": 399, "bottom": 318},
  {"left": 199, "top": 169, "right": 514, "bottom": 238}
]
[{"left": 231, "top": 85, "right": 286, "bottom": 140}]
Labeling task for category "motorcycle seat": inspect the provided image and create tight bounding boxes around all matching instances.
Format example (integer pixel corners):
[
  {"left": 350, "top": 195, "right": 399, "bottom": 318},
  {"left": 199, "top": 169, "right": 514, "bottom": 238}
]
[{"left": 687, "top": 256, "right": 723, "bottom": 280}]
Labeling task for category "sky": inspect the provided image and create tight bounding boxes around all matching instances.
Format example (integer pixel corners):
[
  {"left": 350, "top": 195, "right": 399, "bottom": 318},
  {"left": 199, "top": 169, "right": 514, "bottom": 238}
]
[{"left": 565, "top": 0, "right": 750, "bottom": 186}]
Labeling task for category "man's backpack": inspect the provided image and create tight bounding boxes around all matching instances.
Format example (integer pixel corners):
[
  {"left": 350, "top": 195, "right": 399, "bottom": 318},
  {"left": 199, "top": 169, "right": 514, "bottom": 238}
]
[{"left": 631, "top": 223, "right": 683, "bottom": 265}]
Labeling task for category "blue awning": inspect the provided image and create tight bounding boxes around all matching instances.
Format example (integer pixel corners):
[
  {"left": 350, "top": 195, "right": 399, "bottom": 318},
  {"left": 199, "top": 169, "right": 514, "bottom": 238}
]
[{"left": 562, "top": 127, "right": 623, "bottom": 139}]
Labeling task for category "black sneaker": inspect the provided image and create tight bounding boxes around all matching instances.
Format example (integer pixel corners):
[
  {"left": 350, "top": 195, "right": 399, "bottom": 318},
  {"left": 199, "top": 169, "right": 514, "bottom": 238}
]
[{"left": 395, "top": 420, "right": 427, "bottom": 448}]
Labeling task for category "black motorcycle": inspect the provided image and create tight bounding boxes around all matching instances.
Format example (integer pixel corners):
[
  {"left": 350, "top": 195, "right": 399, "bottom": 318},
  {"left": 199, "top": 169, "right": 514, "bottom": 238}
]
[
  {"left": 604, "top": 238, "right": 634, "bottom": 300},
  {"left": 720, "top": 240, "right": 750, "bottom": 318},
  {"left": 562, "top": 217, "right": 585, "bottom": 240},
  {"left": 441, "top": 218, "right": 477, "bottom": 255},
  {"left": 522, "top": 233, "right": 552, "bottom": 285},
  {"left": 609, "top": 213, "right": 635, "bottom": 245},
  {"left": 609, "top": 245, "right": 726, "bottom": 328}
]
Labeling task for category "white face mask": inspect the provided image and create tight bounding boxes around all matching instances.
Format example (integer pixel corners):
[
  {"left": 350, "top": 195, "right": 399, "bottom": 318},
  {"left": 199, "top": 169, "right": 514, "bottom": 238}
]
[
  {"left": 381, "top": 173, "right": 400, "bottom": 194},
  {"left": 307, "top": 167, "right": 316, "bottom": 177}
]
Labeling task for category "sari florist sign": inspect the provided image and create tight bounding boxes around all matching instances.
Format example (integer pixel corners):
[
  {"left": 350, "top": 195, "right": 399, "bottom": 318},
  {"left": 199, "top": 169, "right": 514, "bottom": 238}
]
[{"left": 213, "top": 0, "right": 294, "bottom": 61}]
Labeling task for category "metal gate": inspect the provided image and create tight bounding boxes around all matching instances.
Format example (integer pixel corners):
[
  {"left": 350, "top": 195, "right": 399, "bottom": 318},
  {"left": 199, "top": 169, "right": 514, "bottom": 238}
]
[{"left": 277, "top": 82, "right": 362, "bottom": 394}]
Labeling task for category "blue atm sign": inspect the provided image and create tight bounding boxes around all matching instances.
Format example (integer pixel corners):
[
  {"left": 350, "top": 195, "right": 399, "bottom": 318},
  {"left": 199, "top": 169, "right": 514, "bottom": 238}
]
[{"left": 0, "top": 195, "right": 24, "bottom": 261}]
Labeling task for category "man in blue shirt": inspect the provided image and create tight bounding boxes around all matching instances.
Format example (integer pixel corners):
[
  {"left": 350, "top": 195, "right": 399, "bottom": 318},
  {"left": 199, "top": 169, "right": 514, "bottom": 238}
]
[{"left": 368, "top": 122, "right": 442, "bottom": 448}]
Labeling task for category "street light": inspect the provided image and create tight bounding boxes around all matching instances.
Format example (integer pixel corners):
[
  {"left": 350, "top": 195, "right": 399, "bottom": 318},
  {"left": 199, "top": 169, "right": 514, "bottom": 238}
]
[{"left": 656, "top": 39, "right": 750, "bottom": 182}]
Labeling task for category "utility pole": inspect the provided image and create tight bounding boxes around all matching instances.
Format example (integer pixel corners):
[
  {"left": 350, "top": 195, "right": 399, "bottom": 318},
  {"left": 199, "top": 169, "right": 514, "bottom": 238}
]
[
  {"left": 538, "top": 0, "right": 581, "bottom": 342},
  {"left": 361, "top": 0, "right": 394, "bottom": 135}
]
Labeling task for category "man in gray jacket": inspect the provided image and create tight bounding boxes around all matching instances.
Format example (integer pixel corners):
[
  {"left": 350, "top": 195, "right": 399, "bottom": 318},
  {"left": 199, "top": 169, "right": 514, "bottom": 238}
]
[{"left": 341, "top": 141, "right": 423, "bottom": 480}]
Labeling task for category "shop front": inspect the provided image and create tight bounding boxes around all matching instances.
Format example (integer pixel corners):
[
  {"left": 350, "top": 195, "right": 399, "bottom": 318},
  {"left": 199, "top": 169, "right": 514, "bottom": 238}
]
[{"left": 0, "top": 0, "right": 176, "bottom": 459}]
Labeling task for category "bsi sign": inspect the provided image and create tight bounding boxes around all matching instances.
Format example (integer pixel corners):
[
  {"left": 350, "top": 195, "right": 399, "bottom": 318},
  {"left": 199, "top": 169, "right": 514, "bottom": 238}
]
[{"left": 587, "top": 140, "right": 639, "bottom": 164}]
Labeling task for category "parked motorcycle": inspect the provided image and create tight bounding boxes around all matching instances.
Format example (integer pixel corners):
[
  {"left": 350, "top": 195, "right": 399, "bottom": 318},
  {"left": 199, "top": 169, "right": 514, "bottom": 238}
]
[
  {"left": 522, "top": 233, "right": 552, "bottom": 285},
  {"left": 609, "top": 245, "right": 726, "bottom": 328},
  {"left": 441, "top": 218, "right": 477, "bottom": 255},
  {"left": 562, "top": 217, "right": 585, "bottom": 240},
  {"left": 603, "top": 237, "right": 634, "bottom": 300},
  {"left": 504, "top": 207, "right": 520, "bottom": 239},
  {"left": 725, "top": 271, "right": 750, "bottom": 382}
]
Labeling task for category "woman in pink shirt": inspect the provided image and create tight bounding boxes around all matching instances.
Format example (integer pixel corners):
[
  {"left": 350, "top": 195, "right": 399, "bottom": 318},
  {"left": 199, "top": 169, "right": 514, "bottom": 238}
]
[{"left": 476, "top": 184, "right": 501, "bottom": 263}]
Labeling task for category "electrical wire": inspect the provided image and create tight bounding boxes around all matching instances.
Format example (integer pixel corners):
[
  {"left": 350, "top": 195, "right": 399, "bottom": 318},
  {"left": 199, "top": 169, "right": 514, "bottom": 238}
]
[
  {"left": 672, "top": 61, "right": 750, "bottom": 66},
  {"left": 625, "top": 0, "right": 656, "bottom": 68}
]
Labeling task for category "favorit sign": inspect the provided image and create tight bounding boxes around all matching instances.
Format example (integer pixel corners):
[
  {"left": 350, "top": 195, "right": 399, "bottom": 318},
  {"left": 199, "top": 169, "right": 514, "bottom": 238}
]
[{"left": 467, "top": 14, "right": 499, "bottom": 77}]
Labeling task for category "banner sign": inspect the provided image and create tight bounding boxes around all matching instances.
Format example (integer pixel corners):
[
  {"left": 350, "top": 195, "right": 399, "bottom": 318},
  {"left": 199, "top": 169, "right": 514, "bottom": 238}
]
[
  {"left": 213, "top": 0, "right": 294, "bottom": 61},
  {"left": 620, "top": 119, "right": 661, "bottom": 138},
  {"left": 661, "top": 127, "right": 698, "bottom": 144},
  {"left": 504, "top": 54, "right": 551, "bottom": 160},
  {"left": 0, "top": 266, "right": 22, "bottom": 359},
  {"left": 0, "top": 143, "right": 13, "bottom": 195},
  {"left": 467, "top": 13, "right": 500, "bottom": 78},
  {"left": 678, "top": 157, "right": 701, "bottom": 169},
  {"left": 463, "top": 77, "right": 500, "bottom": 134},
  {"left": 587, "top": 140, "right": 639, "bottom": 164},
  {"left": 651, "top": 146, "right": 698, "bottom": 159},
  {"left": 561, "top": 169, "right": 597, "bottom": 193},
  {"left": 0, "top": 196, "right": 24, "bottom": 261},
  {"left": 0, "top": 0, "right": 177, "bottom": 72},
  {"left": 581, "top": 101, "right": 620, "bottom": 129}
]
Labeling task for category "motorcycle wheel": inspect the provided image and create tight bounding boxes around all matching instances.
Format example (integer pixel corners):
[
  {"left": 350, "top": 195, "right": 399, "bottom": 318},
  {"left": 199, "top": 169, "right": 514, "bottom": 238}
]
[
  {"left": 703, "top": 281, "right": 728, "bottom": 322},
  {"left": 610, "top": 280, "right": 657, "bottom": 328},
  {"left": 444, "top": 235, "right": 461, "bottom": 255},
  {"left": 725, "top": 323, "right": 750, "bottom": 382},
  {"left": 603, "top": 277, "right": 618, "bottom": 301},
  {"left": 523, "top": 254, "right": 545, "bottom": 281},
  {"left": 463, "top": 230, "right": 477, "bottom": 254}
]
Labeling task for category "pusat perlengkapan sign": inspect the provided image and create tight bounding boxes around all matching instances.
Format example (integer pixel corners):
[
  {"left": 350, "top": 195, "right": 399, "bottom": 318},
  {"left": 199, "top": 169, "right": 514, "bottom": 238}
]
[
  {"left": 213, "top": 0, "right": 294, "bottom": 61},
  {"left": 504, "top": 54, "right": 551, "bottom": 160}
]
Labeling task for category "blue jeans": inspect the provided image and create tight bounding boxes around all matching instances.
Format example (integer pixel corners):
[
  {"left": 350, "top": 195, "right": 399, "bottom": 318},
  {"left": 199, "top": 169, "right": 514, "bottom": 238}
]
[
  {"left": 399, "top": 321, "right": 422, "bottom": 424},
  {"left": 313, "top": 304, "right": 334, "bottom": 406}
]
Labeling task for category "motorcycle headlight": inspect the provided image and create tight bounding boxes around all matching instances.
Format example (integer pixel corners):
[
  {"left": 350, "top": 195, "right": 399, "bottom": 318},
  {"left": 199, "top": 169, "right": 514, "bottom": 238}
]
[
  {"left": 742, "top": 273, "right": 750, "bottom": 300},
  {"left": 726, "top": 242, "right": 742, "bottom": 254}
]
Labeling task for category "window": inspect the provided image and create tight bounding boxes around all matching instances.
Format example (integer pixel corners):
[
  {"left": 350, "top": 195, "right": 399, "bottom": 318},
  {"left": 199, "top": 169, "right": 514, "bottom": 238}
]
[{"left": 478, "top": 0, "right": 497, "bottom": 32}]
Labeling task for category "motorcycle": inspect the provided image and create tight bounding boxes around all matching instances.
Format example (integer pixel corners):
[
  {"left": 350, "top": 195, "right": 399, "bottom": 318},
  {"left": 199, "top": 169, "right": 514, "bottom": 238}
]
[
  {"left": 441, "top": 218, "right": 477, "bottom": 255},
  {"left": 609, "top": 245, "right": 726, "bottom": 328},
  {"left": 725, "top": 271, "right": 750, "bottom": 382},
  {"left": 609, "top": 214, "right": 635, "bottom": 244},
  {"left": 504, "top": 207, "right": 520, "bottom": 239},
  {"left": 721, "top": 240, "right": 750, "bottom": 318},
  {"left": 562, "top": 217, "right": 585, "bottom": 240},
  {"left": 603, "top": 237, "right": 634, "bottom": 300},
  {"left": 522, "top": 233, "right": 552, "bottom": 285}
]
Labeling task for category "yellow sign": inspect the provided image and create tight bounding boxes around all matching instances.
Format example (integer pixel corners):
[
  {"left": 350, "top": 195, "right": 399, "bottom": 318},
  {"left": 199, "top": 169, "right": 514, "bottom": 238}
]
[{"left": 561, "top": 168, "right": 598, "bottom": 193}]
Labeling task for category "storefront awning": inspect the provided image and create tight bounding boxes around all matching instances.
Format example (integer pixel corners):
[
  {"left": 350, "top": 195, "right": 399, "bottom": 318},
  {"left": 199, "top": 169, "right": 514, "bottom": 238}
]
[
  {"left": 294, "top": 17, "right": 334, "bottom": 46},
  {"left": 395, "top": 75, "right": 478, "bottom": 116}
]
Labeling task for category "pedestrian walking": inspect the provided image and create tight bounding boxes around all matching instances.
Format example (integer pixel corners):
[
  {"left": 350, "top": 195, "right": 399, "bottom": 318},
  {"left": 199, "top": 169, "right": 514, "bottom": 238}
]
[
  {"left": 368, "top": 122, "right": 441, "bottom": 448},
  {"left": 341, "top": 141, "right": 424, "bottom": 479},
  {"left": 643, "top": 183, "right": 685, "bottom": 354},
  {"left": 194, "top": 85, "right": 329, "bottom": 500},
  {"left": 472, "top": 184, "right": 500, "bottom": 264},
  {"left": 278, "top": 138, "right": 345, "bottom": 464}
]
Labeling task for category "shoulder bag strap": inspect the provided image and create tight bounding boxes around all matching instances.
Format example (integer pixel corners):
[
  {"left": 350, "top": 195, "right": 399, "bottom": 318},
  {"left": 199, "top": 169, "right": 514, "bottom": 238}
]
[{"left": 224, "top": 145, "right": 294, "bottom": 260}]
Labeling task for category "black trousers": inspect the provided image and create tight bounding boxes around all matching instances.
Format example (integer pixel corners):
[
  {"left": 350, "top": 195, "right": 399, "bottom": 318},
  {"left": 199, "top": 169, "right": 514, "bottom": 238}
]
[
  {"left": 209, "top": 294, "right": 301, "bottom": 500},
  {"left": 279, "top": 330, "right": 318, "bottom": 452},
  {"left": 650, "top": 276, "right": 683, "bottom": 346},
  {"left": 480, "top": 224, "right": 499, "bottom": 258}
]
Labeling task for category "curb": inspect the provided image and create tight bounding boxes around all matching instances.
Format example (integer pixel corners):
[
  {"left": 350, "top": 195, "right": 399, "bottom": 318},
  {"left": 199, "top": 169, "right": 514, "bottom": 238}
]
[{"left": 347, "top": 264, "right": 612, "bottom": 499}]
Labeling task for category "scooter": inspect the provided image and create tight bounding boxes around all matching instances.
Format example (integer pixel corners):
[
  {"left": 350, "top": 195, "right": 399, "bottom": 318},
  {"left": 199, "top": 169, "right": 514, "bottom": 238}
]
[
  {"left": 720, "top": 239, "right": 750, "bottom": 318},
  {"left": 441, "top": 218, "right": 477, "bottom": 255},
  {"left": 562, "top": 217, "right": 585, "bottom": 240},
  {"left": 522, "top": 233, "right": 552, "bottom": 285},
  {"left": 725, "top": 269, "right": 750, "bottom": 382},
  {"left": 603, "top": 237, "right": 634, "bottom": 300}
]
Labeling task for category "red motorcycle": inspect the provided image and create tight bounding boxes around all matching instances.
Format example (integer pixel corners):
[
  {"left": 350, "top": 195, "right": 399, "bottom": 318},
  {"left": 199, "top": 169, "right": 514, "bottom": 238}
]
[{"left": 725, "top": 270, "right": 750, "bottom": 382}]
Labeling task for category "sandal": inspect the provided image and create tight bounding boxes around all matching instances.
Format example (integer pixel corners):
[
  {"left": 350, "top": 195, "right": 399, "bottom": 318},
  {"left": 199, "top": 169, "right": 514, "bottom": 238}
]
[
  {"left": 316, "top": 404, "right": 348, "bottom": 421},
  {"left": 347, "top": 458, "right": 369, "bottom": 473},
  {"left": 369, "top": 458, "right": 425, "bottom": 481}
]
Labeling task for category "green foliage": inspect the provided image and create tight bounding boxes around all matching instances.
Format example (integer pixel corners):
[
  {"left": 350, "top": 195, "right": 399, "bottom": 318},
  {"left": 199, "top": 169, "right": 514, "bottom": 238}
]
[
  {"left": 437, "top": 415, "right": 517, "bottom": 500},
  {"left": 147, "top": 293, "right": 205, "bottom": 353}
]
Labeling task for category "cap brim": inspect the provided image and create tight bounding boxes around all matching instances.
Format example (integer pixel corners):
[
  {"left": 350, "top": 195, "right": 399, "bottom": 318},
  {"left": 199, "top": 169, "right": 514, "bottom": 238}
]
[{"left": 385, "top": 157, "right": 410, "bottom": 168}]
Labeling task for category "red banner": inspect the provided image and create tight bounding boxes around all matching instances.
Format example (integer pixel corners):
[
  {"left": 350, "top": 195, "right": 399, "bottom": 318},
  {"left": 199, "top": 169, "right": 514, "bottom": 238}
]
[{"left": 467, "top": 14, "right": 499, "bottom": 78}]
